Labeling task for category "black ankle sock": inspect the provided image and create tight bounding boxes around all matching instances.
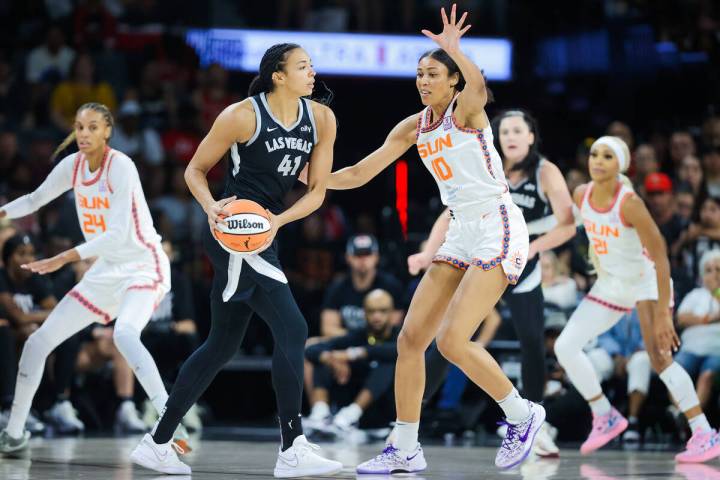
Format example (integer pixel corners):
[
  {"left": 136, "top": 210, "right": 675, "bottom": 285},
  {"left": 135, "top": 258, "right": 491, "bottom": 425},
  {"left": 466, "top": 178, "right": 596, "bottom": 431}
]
[{"left": 279, "top": 414, "right": 303, "bottom": 451}]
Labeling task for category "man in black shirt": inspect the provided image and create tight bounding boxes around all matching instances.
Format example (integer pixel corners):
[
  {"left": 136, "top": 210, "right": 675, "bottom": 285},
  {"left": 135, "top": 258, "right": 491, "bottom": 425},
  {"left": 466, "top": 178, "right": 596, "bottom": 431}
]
[
  {"left": 306, "top": 289, "right": 399, "bottom": 432},
  {"left": 320, "top": 235, "right": 404, "bottom": 337}
]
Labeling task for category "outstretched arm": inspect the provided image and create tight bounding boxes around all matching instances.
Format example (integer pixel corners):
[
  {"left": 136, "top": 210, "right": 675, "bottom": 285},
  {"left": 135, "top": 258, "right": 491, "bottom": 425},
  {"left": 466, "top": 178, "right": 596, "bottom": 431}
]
[
  {"left": 328, "top": 114, "right": 417, "bottom": 190},
  {"left": 422, "top": 4, "right": 488, "bottom": 123}
]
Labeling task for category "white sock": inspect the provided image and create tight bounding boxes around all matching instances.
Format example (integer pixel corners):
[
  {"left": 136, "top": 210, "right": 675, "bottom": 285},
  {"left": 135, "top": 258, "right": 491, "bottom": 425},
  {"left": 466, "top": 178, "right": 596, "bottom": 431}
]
[
  {"left": 498, "top": 388, "right": 530, "bottom": 423},
  {"left": 688, "top": 414, "right": 712, "bottom": 433},
  {"left": 342, "top": 403, "right": 363, "bottom": 422},
  {"left": 394, "top": 420, "right": 419, "bottom": 452},
  {"left": 311, "top": 401, "right": 330, "bottom": 418},
  {"left": 589, "top": 395, "right": 612, "bottom": 416}
]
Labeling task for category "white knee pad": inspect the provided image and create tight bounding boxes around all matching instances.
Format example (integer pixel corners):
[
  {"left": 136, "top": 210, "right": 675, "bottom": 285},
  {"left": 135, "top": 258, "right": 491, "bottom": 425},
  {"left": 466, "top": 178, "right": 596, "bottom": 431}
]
[
  {"left": 659, "top": 361, "right": 700, "bottom": 412},
  {"left": 627, "top": 351, "right": 651, "bottom": 395},
  {"left": 587, "top": 348, "right": 614, "bottom": 382}
]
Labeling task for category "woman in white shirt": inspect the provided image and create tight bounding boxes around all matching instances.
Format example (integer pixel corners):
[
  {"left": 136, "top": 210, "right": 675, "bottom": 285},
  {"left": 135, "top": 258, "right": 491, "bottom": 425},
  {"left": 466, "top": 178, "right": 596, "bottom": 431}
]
[{"left": 675, "top": 249, "right": 720, "bottom": 410}]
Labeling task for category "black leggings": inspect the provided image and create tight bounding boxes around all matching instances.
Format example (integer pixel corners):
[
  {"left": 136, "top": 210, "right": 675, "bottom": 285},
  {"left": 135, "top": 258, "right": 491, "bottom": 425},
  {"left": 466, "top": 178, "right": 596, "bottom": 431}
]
[
  {"left": 152, "top": 283, "right": 308, "bottom": 447},
  {"left": 424, "top": 284, "right": 546, "bottom": 403}
]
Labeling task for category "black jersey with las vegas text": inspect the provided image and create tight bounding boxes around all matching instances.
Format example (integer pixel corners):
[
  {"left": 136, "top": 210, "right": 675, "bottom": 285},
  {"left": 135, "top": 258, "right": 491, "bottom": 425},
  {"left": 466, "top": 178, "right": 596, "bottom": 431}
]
[
  {"left": 507, "top": 159, "right": 556, "bottom": 291},
  {"left": 224, "top": 92, "right": 318, "bottom": 214}
]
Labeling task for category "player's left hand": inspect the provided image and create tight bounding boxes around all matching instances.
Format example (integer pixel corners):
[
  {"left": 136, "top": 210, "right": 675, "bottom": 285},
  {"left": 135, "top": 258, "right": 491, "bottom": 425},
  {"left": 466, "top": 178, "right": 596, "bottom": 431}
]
[
  {"left": 22, "top": 255, "right": 68, "bottom": 274},
  {"left": 421, "top": 3, "right": 471, "bottom": 54}
]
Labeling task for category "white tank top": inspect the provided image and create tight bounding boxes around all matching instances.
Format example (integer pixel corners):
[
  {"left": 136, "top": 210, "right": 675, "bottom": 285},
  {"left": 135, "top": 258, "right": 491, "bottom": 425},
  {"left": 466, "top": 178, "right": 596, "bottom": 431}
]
[
  {"left": 580, "top": 181, "right": 653, "bottom": 279},
  {"left": 416, "top": 96, "right": 508, "bottom": 211}
]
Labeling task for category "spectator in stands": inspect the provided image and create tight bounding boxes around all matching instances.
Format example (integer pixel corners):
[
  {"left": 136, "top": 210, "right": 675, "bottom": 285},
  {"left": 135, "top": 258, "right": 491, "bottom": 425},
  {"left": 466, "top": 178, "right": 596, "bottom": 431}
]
[
  {"left": 632, "top": 143, "right": 660, "bottom": 194},
  {"left": 675, "top": 196, "right": 720, "bottom": 285},
  {"left": 587, "top": 311, "right": 651, "bottom": 442},
  {"left": 703, "top": 146, "right": 720, "bottom": 197},
  {"left": 669, "top": 131, "right": 697, "bottom": 173},
  {"left": 50, "top": 54, "right": 117, "bottom": 132},
  {"left": 644, "top": 173, "right": 687, "bottom": 252},
  {"left": 109, "top": 100, "right": 164, "bottom": 167},
  {"left": 152, "top": 165, "right": 206, "bottom": 243},
  {"left": 675, "top": 183, "right": 697, "bottom": 224},
  {"left": 305, "top": 289, "right": 399, "bottom": 433},
  {"left": 702, "top": 116, "right": 720, "bottom": 148},
  {"left": 0, "top": 218, "right": 16, "bottom": 266},
  {"left": 25, "top": 25, "right": 75, "bottom": 125},
  {"left": 0, "top": 55, "right": 27, "bottom": 129},
  {"left": 540, "top": 251, "right": 578, "bottom": 310},
  {"left": 0, "top": 131, "right": 23, "bottom": 197},
  {"left": 320, "top": 235, "right": 404, "bottom": 337},
  {"left": 675, "top": 249, "right": 720, "bottom": 411},
  {"left": 141, "top": 241, "right": 202, "bottom": 431},
  {"left": 677, "top": 155, "right": 705, "bottom": 197},
  {"left": 73, "top": 0, "right": 117, "bottom": 52},
  {"left": 0, "top": 234, "right": 82, "bottom": 434},
  {"left": 607, "top": 120, "right": 634, "bottom": 151},
  {"left": 192, "top": 63, "right": 237, "bottom": 134}
]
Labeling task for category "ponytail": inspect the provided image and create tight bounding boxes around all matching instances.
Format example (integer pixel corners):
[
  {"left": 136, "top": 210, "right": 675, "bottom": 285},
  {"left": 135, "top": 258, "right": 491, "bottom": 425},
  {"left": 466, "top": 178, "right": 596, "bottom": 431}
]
[{"left": 52, "top": 131, "right": 76, "bottom": 161}]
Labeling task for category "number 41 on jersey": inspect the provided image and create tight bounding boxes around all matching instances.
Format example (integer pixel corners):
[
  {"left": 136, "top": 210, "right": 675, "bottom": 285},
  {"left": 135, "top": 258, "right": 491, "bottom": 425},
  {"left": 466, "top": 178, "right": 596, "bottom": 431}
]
[{"left": 277, "top": 154, "right": 303, "bottom": 176}]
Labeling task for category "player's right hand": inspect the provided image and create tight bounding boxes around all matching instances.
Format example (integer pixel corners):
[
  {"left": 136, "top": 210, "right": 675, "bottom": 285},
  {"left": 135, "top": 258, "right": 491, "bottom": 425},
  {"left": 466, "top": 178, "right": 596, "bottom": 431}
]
[
  {"left": 206, "top": 195, "right": 236, "bottom": 231},
  {"left": 408, "top": 251, "right": 433, "bottom": 275}
]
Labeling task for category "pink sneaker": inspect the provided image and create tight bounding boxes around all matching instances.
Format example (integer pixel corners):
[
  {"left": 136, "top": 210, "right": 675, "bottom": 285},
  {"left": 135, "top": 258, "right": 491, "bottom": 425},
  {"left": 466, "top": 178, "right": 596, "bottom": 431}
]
[
  {"left": 580, "top": 407, "right": 628, "bottom": 455},
  {"left": 675, "top": 428, "right": 720, "bottom": 463}
]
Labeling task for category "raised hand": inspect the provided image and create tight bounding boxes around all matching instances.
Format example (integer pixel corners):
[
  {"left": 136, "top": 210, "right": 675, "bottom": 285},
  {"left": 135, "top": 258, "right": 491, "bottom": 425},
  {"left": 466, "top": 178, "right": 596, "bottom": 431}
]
[{"left": 421, "top": 3, "right": 472, "bottom": 54}]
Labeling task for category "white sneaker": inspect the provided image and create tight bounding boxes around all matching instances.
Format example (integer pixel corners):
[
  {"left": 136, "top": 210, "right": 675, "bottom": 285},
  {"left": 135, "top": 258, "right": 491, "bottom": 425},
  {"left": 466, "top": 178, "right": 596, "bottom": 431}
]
[
  {"left": 273, "top": 435, "right": 343, "bottom": 478},
  {"left": 116, "top": 401, "right": 147, "bottom": 433},
  {"left": 533, "top": 422, "right": 560, "bottom": 458},
  {"left": 356, "top": 443, "right": 427, "bottom": 474},
  {"left": 304, "top": 403, "right": 331, "bottom": 432},
  {"left": 130, "top": 433, "right": 191, "bottom": 475},
  {"left": 332, "top": 404, "right": 362, "bottom": 431},
  {"left": 45, "top": 400, "right": 83, "bottom": 434},
  {"left": 141, "top": 399, "right": 158, "bottom": 428}
]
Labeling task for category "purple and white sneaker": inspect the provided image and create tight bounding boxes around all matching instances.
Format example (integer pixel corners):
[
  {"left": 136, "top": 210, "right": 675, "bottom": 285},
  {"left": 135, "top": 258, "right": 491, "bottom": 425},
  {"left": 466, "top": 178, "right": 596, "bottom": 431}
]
[
  {"left": 356, "top": 444, "right": 426, "bottom": 474},
  {"left": 495, "top": 401, "right": 546, "bottom": 469}
]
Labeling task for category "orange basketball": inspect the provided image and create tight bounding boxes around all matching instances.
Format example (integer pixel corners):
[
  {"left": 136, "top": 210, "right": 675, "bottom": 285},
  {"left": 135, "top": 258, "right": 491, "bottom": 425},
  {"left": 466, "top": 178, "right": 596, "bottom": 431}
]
[{"left": 212, "top": 199, "right": 271, "bottom": 254}]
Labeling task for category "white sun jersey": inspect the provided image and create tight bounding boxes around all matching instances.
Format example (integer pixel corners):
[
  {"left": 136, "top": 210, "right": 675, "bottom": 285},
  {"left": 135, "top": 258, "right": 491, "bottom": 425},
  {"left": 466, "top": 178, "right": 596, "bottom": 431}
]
[
  {"left": 416, "top": 95, "right": 509, "bottom": 212},
  {"left": 580, "top": 181, "right": 654, "bottom": 280},
  {"left": 2, "top": 148, "right": 163, "bottom": 265}
]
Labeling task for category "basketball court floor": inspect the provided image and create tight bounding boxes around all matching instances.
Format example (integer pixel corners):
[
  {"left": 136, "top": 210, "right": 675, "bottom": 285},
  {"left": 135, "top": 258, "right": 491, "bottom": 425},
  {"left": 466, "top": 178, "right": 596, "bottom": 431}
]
[{"left": 1, "top": 434, "right": 718, "bottom": 480}]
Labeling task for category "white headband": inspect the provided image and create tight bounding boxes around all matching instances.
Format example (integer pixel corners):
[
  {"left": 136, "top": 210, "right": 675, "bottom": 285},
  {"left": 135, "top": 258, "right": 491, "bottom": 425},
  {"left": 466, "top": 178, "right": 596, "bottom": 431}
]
[{"left": 592, "top": 136, "right": 629, "bottom": 172}]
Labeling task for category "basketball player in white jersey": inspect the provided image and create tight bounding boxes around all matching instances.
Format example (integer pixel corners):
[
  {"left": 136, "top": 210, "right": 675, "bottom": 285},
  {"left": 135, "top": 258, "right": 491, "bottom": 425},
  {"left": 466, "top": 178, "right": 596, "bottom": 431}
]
[
  {"left": 329, "top": 4, "right": 544, "bottom": 471},
  {"left": 0, "top": 103, "right": 188, "bottom": 454},
  {"left": 554, "top": 135, "right": 720, "bottom": 463}
]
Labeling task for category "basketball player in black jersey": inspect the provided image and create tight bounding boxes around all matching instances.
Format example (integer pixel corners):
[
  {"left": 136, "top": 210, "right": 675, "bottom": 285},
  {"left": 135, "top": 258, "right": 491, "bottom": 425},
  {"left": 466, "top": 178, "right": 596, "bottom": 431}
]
[
  {"left": 409, "top": 110, "right": 575, "bottom": 457},
  {"left": 130, "top": 44, "right": 343, "bottom": 478}
]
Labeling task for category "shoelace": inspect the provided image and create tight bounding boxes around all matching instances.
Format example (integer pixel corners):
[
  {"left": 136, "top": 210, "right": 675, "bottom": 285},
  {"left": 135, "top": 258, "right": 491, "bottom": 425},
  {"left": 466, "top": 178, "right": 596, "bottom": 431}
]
[
  {"left": 497, "top": 421, "right": 518, "bottom": 453},
  {"left": 374, "top": 445, "right": 403, "bottom": 465},
  {"left": 171, "top": 441, "right": 186, "bottom": 455}
]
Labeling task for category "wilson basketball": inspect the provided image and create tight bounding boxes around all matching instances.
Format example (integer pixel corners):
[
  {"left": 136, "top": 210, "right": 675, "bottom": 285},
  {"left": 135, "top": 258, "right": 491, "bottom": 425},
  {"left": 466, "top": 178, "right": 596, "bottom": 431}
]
[{"left": 212, "top": 199, "right": 271, "bottom": 254}]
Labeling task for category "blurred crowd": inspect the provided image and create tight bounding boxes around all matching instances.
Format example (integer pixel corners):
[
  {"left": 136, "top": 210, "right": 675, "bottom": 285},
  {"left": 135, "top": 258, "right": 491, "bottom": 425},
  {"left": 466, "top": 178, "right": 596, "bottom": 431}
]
[{"left": 0, "top": 0, "right": 719, "bottom": 444}]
